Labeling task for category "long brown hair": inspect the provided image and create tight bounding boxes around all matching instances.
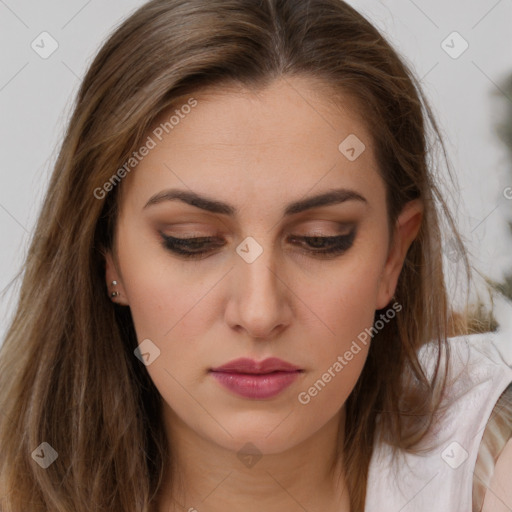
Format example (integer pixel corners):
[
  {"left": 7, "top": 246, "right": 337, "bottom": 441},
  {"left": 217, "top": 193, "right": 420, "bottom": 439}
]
[{"left": 0, "top": 0, "right": 484, "bottom": 510}]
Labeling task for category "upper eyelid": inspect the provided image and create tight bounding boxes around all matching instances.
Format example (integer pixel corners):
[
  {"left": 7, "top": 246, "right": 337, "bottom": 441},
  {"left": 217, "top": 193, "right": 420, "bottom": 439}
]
[
  {"left": 157, "top": 221, "right": 356, "bottom": 236},
  {"left": 159, "top": 227, "right": 357, "bottom": 244},
  {"left": 160, "top": 233, "right": 353, "bottom": 242}
]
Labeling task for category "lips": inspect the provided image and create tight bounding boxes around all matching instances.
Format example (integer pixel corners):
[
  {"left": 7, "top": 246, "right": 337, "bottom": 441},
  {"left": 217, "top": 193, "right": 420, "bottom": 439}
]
[
  {"left": 209, "top": 357, "right": 303, "bottom": 399},
  {"left": 210, "top": 357, "right": 302, "bottom": 374}
]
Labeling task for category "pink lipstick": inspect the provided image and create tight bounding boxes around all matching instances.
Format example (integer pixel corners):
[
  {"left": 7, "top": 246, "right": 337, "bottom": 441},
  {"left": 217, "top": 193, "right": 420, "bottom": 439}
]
[{"left": 209, "top": 357, "right": 303, "bottom": 399}]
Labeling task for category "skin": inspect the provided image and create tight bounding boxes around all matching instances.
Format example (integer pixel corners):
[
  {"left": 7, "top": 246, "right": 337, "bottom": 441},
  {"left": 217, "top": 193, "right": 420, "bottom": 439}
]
[
  {"left": 482, "top": 437, "right": 512, "bottom": 511},
  {"left": 105, "top": 75, "right": 423, "bottom": 511}
]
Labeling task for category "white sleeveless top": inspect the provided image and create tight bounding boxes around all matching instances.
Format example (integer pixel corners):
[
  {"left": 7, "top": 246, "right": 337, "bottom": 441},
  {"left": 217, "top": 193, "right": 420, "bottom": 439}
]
[{"left": 365, "top": 330, "right": 512, "bottom": 512}]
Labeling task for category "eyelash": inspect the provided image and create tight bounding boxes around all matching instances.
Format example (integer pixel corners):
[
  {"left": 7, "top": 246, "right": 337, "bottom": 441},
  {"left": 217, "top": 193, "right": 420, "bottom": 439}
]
[{"left": 159, "top": 229, "right": 356, "bottom": 259}]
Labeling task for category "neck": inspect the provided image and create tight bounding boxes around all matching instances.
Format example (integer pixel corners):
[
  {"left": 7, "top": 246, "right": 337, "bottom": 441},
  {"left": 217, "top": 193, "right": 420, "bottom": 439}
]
[{"left": 156, "top": 405, "right": 350, "bottom": 512}]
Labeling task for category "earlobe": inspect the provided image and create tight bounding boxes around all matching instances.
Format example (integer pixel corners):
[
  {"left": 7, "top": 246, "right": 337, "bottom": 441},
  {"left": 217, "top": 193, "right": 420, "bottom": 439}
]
[
  {"left": 376, "top": 199, "right": 423, "bottom": 310},
  {"left": 104, "top": 250, "right": 129, "bottom": 306}
]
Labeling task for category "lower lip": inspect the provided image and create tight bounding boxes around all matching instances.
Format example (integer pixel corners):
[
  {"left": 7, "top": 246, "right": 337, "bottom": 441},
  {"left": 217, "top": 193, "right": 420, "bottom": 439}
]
[{"left": 210, "top": 371, "right": 302, "bottom": 399}]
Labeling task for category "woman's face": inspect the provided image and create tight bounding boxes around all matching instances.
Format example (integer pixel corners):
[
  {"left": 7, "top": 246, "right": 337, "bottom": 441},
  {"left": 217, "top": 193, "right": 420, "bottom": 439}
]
[{"left": 105, "top": 76, "right": 422, "bottom": 455}]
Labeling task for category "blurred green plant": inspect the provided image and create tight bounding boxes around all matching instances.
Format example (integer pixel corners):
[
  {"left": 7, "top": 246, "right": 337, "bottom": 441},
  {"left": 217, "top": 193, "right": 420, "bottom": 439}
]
[
  {"left": 495, "top": 73, "right": 512, "bottom": 163},
  {"left": 449, "top": 72, "right": 512, "bottom": 336},
  {"left": 491, "top": 72, "right": 512, "bottom": 303}
]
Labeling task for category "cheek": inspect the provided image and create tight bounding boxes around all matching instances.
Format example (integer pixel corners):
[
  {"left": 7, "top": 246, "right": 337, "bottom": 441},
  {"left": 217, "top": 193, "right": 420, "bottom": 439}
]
[
  {"left": 115, "top": 228, "right": 219, "bottom": 402},
  {"left": 115, "top": 222, "right": 205, "bottom": 340},
  {"left": 294, "top": 257, "right": 385, "bottom": 404},
  {"left": 310, "top": 259, "right": 384, "bottom": 344},
  {"left": 297, "top": 278, "right": 377, "bottom": 399}
]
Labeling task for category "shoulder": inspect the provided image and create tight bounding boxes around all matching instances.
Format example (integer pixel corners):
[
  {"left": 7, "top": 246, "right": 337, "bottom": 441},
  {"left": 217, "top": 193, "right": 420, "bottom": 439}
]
[
  {"left": 481, "top": 431, "right": 512, "bottom": 511},
  {"left": 415, "top": 330, "right": 512, "bottom": 429},
  {"left": 431, "top": 329, "right": 512, "bottom": 510},
  {"left": 479, "top": 383, "right": 512, "bottom": 511},
  {"left": 418, "top": 328, "right": 512, "bottom": 376},
  {"left": 416, "top": 329, "right": 512, "bottom": 406},
  {"left": 437, "top": 329, "right": 512, "bottom": 440},
  {"left": 365, "top": 329, "right": 512, "bottom": 511}
]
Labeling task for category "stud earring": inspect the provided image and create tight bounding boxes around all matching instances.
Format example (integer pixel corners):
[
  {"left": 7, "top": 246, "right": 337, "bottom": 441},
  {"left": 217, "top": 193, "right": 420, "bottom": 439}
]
[{"left": 110, "top": 280, "right": 120, "bottom": 298}]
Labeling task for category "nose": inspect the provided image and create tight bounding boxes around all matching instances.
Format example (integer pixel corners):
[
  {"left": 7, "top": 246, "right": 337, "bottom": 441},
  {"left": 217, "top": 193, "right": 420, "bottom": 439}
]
[{"left": 225, "top": 241, "right": 292, "bottom": 340}]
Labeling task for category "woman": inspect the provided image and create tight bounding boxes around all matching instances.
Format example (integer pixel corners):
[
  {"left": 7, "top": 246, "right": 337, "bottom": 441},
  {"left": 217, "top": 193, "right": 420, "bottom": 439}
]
[{"left": 0, "top": 0, "right": 510, "bottom": 511}]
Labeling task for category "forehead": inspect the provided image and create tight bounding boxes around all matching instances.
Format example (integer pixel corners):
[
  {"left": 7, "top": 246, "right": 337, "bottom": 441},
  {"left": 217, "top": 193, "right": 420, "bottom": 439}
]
[{"left": 119, "top": 76, "right": 383, "bottom": 214}]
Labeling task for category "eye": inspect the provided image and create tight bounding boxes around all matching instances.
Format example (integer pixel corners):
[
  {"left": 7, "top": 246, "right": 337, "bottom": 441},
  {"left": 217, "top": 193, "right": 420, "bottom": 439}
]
[
  {"left": 159, "top": 234, "right": 223, "bottom": 259},
  {"left": 159, "top": 228, "right": 356, "bottom": 260},
  {"left": 289, "top": 229, "right": 356, "bottom": 257}
]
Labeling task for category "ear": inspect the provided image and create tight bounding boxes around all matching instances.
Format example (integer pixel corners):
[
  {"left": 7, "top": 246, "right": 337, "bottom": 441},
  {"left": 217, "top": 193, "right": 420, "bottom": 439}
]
[
  {"left": 105, "top": 250, "right": 130, "bottom": 306},
  {"left": 376, "top": 199, "right": 423, "bottom": 310}
]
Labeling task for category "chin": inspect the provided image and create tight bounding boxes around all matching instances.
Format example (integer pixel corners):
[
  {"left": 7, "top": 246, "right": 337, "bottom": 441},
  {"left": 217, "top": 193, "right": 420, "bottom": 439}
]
[{"left": 207, "top": 420, "right": 308, "bottom": 456}]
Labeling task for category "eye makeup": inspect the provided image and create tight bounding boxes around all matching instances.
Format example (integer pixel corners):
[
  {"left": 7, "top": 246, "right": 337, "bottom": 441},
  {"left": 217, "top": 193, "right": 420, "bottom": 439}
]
[{"left": 158, "top": 226, "right": 357, "bottom": 260}]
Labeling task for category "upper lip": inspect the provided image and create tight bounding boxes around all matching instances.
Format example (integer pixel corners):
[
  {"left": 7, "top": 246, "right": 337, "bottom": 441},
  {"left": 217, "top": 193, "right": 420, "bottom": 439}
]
[{"left": 210, "top": 357, "right": 302, "bottom": 374}]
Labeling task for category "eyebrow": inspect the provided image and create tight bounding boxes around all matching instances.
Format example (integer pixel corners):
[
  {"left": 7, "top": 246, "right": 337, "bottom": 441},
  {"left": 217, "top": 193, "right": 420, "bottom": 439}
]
[{"left": 143, "top": 187, "right": 367, "bottom": 216}]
